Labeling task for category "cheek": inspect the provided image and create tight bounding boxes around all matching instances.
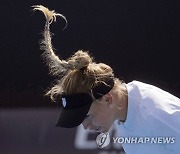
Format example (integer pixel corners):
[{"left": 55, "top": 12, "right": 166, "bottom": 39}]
[
  {"left": 89, "top": 101, "right": 114, "bottom": 127},
  {"left": 91, "top": 109, "right": 110, "bottom": 126},
  {"left": 91, "top": 114, "right": 113, "bottom": 132},
  {"left": 91, "top": 114, "right": 102, "bottom": 125}
]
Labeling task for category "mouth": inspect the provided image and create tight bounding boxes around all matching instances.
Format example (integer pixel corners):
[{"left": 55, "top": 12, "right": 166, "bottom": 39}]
[
  {"left": 94, "top": 127, "right": 101, "bottom": 132},
  {"left": 94, "top": 127, "right": 106, "bottom": 133}
]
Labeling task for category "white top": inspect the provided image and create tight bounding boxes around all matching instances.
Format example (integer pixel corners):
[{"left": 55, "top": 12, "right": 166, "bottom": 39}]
[{"left": 114, "top": 81, "right": 180, "bottom": 154}]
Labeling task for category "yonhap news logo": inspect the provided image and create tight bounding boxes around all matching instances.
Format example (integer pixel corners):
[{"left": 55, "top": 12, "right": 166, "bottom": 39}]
[{"left": 95, "top": 134, "right": 176, "bottom": 149}]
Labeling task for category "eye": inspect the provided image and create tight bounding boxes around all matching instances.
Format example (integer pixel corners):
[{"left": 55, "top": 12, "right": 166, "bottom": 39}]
[{"left": 85, "top": 114, "right": 90, "bottom": 119}]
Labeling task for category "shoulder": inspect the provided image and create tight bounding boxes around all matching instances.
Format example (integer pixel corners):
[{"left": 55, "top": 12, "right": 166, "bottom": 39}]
[
  {"left": 126, "top": 80, "right": 180, "bottom": 124},
  {"left": 126, "top": 80, "right": 179, "bottom": 102}
]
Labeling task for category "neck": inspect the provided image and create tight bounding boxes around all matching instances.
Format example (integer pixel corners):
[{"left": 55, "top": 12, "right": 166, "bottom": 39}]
[{"left": 113, "top": 83, "right": 128, "bottom": 123}]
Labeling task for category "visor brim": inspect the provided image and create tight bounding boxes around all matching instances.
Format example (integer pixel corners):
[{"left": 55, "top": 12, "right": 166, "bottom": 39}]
[{"left": 55, "top": 102, "right": 91, "bottom": 128}]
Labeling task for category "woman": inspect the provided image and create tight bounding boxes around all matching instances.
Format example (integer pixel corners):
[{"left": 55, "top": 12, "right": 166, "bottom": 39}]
[{"left": 32, "top": 5, "right": 180, "bottom": 154}]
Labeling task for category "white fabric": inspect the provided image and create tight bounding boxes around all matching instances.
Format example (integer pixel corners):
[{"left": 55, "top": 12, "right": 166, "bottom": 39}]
[{"left": 114, "top": 81, "right": 180, "bottom": 154}]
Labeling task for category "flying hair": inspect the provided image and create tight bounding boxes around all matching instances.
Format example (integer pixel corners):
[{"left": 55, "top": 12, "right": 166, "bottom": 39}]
[
  {"left": 32, "top": 5, "right": 117, "bottom": 101},
  {"left": 32, "top": 5, "right": 86, "bottom": 76}
]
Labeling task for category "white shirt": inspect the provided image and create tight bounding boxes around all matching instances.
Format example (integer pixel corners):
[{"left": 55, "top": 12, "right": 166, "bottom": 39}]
[{"left": 114, "top": 81, "right": 180, "bottom": 154}]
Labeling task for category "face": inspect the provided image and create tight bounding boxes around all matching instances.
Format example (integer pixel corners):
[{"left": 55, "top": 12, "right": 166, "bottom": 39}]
[{"left": 82, "top": 94, "right": 115, "bottom": 133}]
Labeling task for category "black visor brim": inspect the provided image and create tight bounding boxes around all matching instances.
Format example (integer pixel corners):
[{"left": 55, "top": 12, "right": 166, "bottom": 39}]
[{"left": 55, "top": 102, "right": 91, "bottom": 128}]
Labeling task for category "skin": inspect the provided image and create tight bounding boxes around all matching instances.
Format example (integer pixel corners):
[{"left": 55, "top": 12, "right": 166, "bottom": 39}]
[{"left": 82, "top": 84, "right": 128, "bottom": 133}]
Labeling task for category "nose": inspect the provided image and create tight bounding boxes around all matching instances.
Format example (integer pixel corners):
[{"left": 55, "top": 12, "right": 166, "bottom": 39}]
[
  {"left": 82, "top": 120, "right": 89, "bottom": 130},
  {"left": 82, "top": 120, "right": 96, "bottom": 131}
]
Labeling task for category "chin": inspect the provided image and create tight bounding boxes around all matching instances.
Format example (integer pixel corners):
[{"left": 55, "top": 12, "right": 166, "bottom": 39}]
[{"left": 101, "top": 126, "right": 110, "bottom": 133}]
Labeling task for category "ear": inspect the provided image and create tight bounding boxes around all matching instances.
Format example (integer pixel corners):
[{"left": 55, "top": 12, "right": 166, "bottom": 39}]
[{"left": 103, "top": 93, "right": 113, "bottom": 108}]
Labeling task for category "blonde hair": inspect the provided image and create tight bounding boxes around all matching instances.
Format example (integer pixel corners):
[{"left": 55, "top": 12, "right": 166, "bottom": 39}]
[{"left": 32, "top": 5, "right": 123, "bottom": 101}]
